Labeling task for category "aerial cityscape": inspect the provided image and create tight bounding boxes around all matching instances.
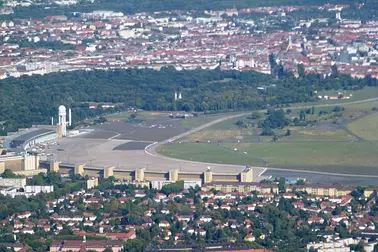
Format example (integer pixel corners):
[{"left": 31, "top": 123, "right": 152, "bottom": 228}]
[
  {"left": 0, "top": 4, "right": 378, "bottom": 78},
  {"left": 0, "top": 0, "right": 378, "bottom": 251}
]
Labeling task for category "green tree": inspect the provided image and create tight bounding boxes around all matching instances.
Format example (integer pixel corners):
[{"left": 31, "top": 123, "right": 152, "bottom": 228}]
[
  {"left": 250, "top": 111, "right": 262, "bottom": 119},
  {"left": 1, "top": 169, "right": 21, "bottom": 178},
  {"left": 285, "top": 128, "right": 291, "bottom": 136},
  {"left": 260, "top": 109, "right": 290, "bottom": 129},
  {"left": 124, "top": 238, "right": 145, "bottom": 252},
  {"left": 103, "top": 247, "right": 113, "bottom": 252},
  {"left": 297, "top": 64, "right": 305, "bottom": 77},
  {"left": 235, "top": 120, "right": 247, "bottom": 128},
  {"left": 161, "top": 181, "right": 184, "bottom": 195},
  {"left": 299, "top": 111, "right": 306, "bottom": 121},
  {"left": 373, "top": 243, "right": 378, "bottom": 252},
  {"left": 272, "top": 135, "right": 279, "bottom": 142}
]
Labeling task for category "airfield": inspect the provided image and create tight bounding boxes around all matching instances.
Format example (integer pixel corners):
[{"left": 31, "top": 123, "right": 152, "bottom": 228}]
[
  {"left": 45, "top": 108, "right": 378, "bottom": 185},
  {"left": 46, "top": 113, "right": 265, "bottom": 181}
]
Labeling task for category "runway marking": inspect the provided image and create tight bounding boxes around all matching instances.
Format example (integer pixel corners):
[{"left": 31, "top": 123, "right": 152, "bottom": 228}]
[
  {"left": 258, "top": 168, "right": 267, "bottom": 177},
  {"left": 108, "top": 134, "right": 121, "bottom": 140},
  {"left": 145, "top": 142, "right": 158, "bottom": 157}
]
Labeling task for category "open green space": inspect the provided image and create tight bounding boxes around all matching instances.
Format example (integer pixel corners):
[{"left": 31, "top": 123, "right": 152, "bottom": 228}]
[
  {"left": 179, "top": 114, "right": 226, "bottom": 129},
  {"left": 290, "top": 87, "right": 378, "bottom": 108},
  {"left": 158, "top": 141, "right": 378, "bottom": 174},
  {"left": 318, "top": 86, "right": 378, "bottom": 101},
  {"left": 158, "top": 88, "right": 378, "bottom": 174},
  {"left": 347, "top": 112, "right": 378, "bottom": 141},
  {"left": 284, "top": 127, "right": 355, "bottom": 142},
  {"left": 157, "top": 143, "right": 266, "bottom": 166},
  {"left": 106, "top": 111, "right": 158, "bottom": 121}
]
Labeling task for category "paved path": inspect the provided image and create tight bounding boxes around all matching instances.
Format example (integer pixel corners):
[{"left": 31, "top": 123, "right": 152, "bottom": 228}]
[{"left": 146, "top": 97, "right": 378, "bottom": 179}]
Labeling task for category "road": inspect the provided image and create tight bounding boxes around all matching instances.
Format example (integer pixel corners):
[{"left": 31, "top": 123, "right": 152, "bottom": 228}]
[{"left": 146, "top": 97, "right": 378, "bottom": 182}]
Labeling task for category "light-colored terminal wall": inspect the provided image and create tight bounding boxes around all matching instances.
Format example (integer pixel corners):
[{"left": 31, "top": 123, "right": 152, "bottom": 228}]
[
  {"left": 56, "top": 163, "right": 257, "bottom": 185},
  {"left": 14, "top": 169, "right": 48, "bottom": 176},
  {"left": 0, "top": 155, "right": 41, "bottom": 172},
  {"left": 113, "top": 170, "right": 133, "bottom": 180},
  {"left": 24, "top": 155, "right": 39, "bottom": 171},
  {"left": 177, "top": 172, "right": 202, "bottom": 181},
  {"left": 1, "top": 157, "right": 23, "bottom": 171}
]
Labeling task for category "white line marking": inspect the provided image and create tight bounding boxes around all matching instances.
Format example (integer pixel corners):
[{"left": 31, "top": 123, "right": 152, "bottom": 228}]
[
  {"left": 258, "top": 168, "right": 267, "bottom": 177},
  {"left": 108, "top": 134, "right": 121, "bottom": 140}
]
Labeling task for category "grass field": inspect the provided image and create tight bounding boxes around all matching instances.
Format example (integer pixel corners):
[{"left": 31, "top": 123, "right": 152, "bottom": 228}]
[
  {"left": 157, "top": 143, "right": 266, "bottom": 166},
  {"left": 106, "top": 111, "right": 160, "bottom": 120},
  {"left": 284, "top": 127, "right": 355, "bottom": 142},
  {"left": 106, "top": 111, "right": 226, "bottom": 130},
  {"left": 181, "top": 115, "right": 259, "bottom": 142},
  {"left": 157, "top": 86, "right": 378, "bottom": 174},
  {"left": 347, "top": 112, "right": 378, "bottom": 141},
  {"left": 158, "top": 141, "right": 378, "bottom": 174},
  {"left": 290, "top": 87, "right": 378, "bottom": 108},
  {"left": 180, "top": 115, "right": 225, "bottom": 129}
]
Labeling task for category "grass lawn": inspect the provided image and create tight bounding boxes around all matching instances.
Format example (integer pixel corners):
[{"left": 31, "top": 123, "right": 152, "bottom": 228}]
[
  {"left": 158, "top": 141, "right": 378, "bottom": 174},
  {"left": 227, "top": 142, "right": 378, "bottom": 167},
  {"left": 343, "top": 100, "right": 378, "bottom": 110},
  {"left": 181, "top": 114, "right": 258, "bottom": 142},
  {"left": 283, "top": 127, "right": 355, "bottom": 142},
  {"left": 106, "top": 111, "right": 160, "bottom": 120},
  {"left": 182, "top": 129, "right": 243, "bottom": 142},
  {"left": 347, "top": 112, "right": 378, "bottom": 141},
  {"left": 180, "top": 115, "right": 225, "bottom": 129},
  {"left": 157, "top": 143, "right": 266, "bottom": 166},
  {"left": 290, "top": 87, "right": 378, "bottom": 108}
]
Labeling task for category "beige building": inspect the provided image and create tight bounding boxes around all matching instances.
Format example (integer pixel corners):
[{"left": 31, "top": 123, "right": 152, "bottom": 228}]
[
  {"left": 0, "top": 177, "right": 26, "bottom": 187},
  {"left": 86, "top": 177, "right": 99, "bottom": 190},
  {"left": 50, "top": 240, "right": 122, "bottom": 252},
  {"left": 289, "top": 184, "right": 353, "bottom": 197},
  {"left": 202, "top": 182, "right": 279, "bottom": 194}
]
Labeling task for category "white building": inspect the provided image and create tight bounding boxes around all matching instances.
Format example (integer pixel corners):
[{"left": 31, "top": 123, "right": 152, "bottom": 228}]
[
  {"left": 184, "top": 180, "right": 202, "bottom": 189},
  {"left": 24, "top": 185, "right": 54, "bottom": 194},
  {"left": 151, "top": 180, "right": 175, "bottom": 190}
]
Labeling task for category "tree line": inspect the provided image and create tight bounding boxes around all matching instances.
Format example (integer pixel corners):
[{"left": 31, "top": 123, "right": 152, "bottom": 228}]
[
  {"left": 0, "top": 67, "right": 377, "bottom": 135},
  {"left": 4, "top": 0, "right": 374, "bottom": 20}
]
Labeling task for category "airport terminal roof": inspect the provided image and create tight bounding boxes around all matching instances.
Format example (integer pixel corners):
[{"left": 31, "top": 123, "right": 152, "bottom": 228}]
[{"left": 10, "top": 128, "right": 55, "bottom": 148}]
